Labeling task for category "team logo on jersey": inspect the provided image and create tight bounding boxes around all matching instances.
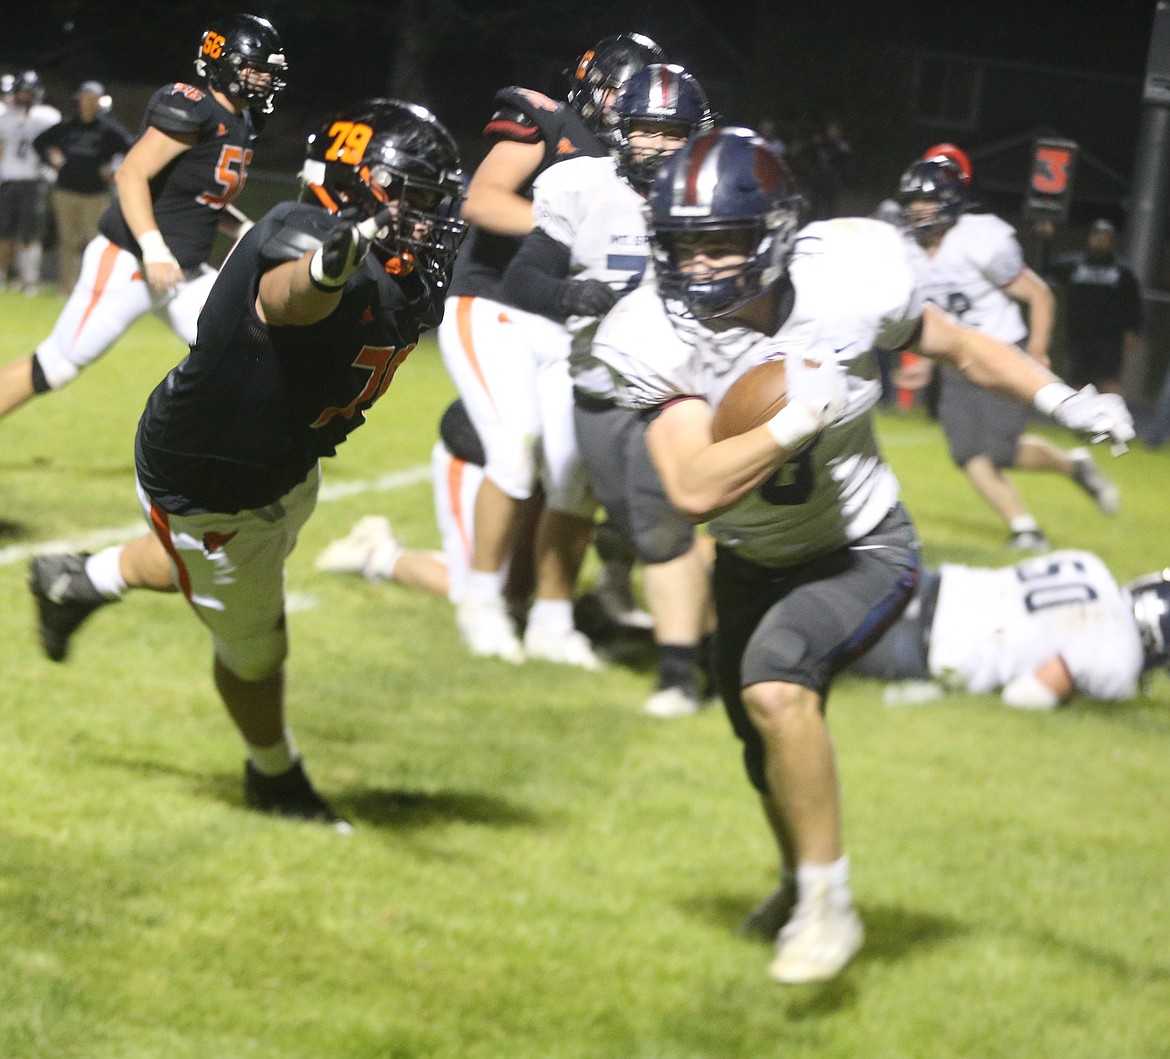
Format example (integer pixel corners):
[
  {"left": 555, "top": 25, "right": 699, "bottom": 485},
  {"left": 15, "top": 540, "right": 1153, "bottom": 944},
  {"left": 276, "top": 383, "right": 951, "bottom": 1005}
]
[
  {"left": 202, "top": 530, "right": 237, "bottom": 553},
  {"left": 361, "top": 305, "right": 375, "bottom": 325},
  {"left": 556, "top": 137, "right": 577, "bottom": 155},
  {"left": 216, "top": 123, "right": 228, "bottom": 137}
]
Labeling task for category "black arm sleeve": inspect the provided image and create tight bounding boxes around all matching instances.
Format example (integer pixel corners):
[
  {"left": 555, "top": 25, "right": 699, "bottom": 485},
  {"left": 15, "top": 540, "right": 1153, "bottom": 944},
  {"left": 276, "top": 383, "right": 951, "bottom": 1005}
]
[{"left": 500, "top": 227, "right": 573, "bottom": 319}]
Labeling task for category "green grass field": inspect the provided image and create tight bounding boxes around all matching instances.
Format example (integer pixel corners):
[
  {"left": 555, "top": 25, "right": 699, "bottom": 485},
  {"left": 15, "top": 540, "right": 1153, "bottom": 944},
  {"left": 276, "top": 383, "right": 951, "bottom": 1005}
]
[{"left": 0, "top": 289, "right": 1167, "bottom": 1058}]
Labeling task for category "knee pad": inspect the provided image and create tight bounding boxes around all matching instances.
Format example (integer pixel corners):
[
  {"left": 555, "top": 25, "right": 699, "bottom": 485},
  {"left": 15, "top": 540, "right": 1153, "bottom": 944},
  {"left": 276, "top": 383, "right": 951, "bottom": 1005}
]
[
  {"left": 632, "top": 517, "right": 695, "bottom": 566},
  {"left": 212, "top": 627, "right": 288, "bottom": 683}
]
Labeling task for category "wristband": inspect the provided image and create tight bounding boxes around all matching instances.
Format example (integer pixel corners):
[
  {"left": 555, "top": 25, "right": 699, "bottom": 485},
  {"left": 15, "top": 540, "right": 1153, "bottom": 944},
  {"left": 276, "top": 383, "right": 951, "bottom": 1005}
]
[
  {"left": 137, "top": 229, "right": 177, "bottom": 266},
  {"left": 1033, "top": 381, "right": 1076, "bottom": 416},
  {"left": 765, "top": 402, "right": 821, "bottom": 451}
]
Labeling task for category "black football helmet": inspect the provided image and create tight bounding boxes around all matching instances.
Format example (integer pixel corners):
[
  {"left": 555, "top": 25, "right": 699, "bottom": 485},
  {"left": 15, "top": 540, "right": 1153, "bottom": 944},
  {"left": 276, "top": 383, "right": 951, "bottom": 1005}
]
[
  {"left": 1127, "top": 569, "right": 1170, "bottom": 674},
  {"left": 897, "top": 157, "right": 967, "bottom": 238},
  {"left": 610, "top": 64, "right": 713, "bottom": 194},
  {"left": 648, "top": 126, "right": 802, "bottom": 321},
  {"left": 13, "top": 70, "right": 45, "bottom": 106},
  {"left": 301, "top": 99, "right": 468, "bottom": 285},
  {"left": 195, "top": 13, "right": 288, "bottom": 116},
  {"left": 566, "top": 33, "right": 664, "bottom": 133}
]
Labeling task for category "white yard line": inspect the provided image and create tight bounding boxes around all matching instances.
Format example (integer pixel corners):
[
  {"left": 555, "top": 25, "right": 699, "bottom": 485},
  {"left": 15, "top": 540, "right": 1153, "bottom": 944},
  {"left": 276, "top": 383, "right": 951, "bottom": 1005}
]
[{"left": 0, "top": 463, "right": 433, "bottom": 567}]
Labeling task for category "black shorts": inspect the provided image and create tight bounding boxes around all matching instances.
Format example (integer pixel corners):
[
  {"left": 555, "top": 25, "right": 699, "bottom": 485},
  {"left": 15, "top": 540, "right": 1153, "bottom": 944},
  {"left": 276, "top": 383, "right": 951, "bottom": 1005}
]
[
  {"left": 713, "top": 504, "right": 920, "bottom": 791},
  {"left": 938, "top": 364, "right": 1029, "bottom": 468},
  {"left": 0, "top": 180, "right": 47, "bottom": 242},
  {"left": 573, "top": 393, "right": 694, "bottom": 565}
]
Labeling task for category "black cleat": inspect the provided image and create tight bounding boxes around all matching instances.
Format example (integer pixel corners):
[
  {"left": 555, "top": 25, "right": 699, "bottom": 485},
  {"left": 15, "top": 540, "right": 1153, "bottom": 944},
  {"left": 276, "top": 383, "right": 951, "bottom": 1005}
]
[
  {"left": 739, "top": 876, "right": 799, "bottom": 941},
  {"left": 28, "top": 552, "right": 116, "bottom": 662},
  {"left": 243, "top": 759, "right": 352, "bottom": 833}
]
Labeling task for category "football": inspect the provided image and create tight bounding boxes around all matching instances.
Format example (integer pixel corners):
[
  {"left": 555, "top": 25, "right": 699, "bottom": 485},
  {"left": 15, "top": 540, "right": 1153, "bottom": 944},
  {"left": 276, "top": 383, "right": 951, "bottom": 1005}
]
[{"left": 711, "top": 359, "right": 788, "bottom": 441}]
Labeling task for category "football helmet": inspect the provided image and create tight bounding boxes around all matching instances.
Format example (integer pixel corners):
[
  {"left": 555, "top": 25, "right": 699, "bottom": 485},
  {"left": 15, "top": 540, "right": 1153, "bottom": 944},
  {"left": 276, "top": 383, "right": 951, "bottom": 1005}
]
[
  {"left": 195, "top": 13, "right": 288, "bottom": 116},
  {"left": 13, "top": 70, "right": 45, "bottom": 106},
  {"left": 648, "top": 126, "right": 802, "bottom": 321},
  {"left": 301, "top": 99, "right": 468, "bottom": 284},
  {"left": 1127, "top": 569, "right": 1170, "bottom": 674},
  {"left": 567, "top": 33, "right": 664, "bottom": 133},
  {"left": 922, "top": 142, "right": 972, "bottom": 186},
  {"left": 610, "top": 64, "right": 713, "bottom": 194},
  {"left": 896, "top": 157, "right": 968, "bottom": 237}
]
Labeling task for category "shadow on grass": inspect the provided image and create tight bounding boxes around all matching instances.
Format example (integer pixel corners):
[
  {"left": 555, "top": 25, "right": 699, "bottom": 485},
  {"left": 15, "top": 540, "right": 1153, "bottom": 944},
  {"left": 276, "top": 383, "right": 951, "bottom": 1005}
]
[
  {"left": 89, "top": 753, "right": 547, "bottom": 832},
  {"left": 0, "top": 516, "right": 32, "bottom": 543}
]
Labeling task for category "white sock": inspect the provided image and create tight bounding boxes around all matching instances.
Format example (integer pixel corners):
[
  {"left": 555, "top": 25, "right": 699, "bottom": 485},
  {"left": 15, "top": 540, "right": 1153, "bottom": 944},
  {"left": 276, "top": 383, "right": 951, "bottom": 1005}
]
[
  {"left": 796, "top": 856, "right": 851, "bottom": 903},
  {"left": 84, "top": 546, "right": 128, "bottom": 598},
  {"left": 247, "top": 729, "right": 298, "bottom": 777},
  {"left": 18, "top": 243, "right": 42, "bottom": 285},
  {"left": 465, "top": 569, "right": 505, "bottom": 603},
  {"left": 365, "top": 537, "right": 404, "bottom": 581},
  {"left": 1009, "top": 515, "right": 1040, "bottom": 534},
  {"left": 527, "top": 598, "right": 574, "bottom": 635}
]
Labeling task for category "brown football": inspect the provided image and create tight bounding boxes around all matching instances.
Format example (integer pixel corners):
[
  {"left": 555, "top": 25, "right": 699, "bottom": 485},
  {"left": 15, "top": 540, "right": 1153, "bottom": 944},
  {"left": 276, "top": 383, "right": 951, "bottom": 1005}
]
[{"left": 711, "top": 359, "right": 788, "bottom": 442}]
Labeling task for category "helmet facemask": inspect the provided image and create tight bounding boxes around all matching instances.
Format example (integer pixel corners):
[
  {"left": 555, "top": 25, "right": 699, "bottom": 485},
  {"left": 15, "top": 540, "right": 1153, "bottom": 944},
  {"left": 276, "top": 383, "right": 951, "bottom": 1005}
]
[
  {"left": 1127, "top": 570, "right": 1170, "bottom": 675},
  {"left": 897, "top": 159, "right": 966, "bottom": 240}
]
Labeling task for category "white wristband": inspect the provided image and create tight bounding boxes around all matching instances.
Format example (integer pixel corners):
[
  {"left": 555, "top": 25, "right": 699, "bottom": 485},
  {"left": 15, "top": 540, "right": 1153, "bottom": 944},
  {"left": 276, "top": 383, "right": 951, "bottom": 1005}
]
[
  {"left": 765, "top": 402, "right": 822, "bottom": 451},
  {"left": 137, "top": 229, "right": 177, "bottom": 266},
  {"left": 1033, "top": 381, "right": 1076, "bottom": 416}
]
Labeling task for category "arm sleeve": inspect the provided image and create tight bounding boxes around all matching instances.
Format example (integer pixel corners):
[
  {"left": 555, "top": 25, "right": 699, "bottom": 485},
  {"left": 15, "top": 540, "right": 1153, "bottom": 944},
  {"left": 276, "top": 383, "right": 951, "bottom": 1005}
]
[{"left": 499, "top": 227, "right": 573, "bottom": 319}]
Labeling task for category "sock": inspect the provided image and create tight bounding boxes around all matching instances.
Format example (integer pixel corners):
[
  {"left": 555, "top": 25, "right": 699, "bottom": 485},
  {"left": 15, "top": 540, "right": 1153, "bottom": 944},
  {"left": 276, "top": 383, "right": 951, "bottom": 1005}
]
[
  {"left": 1009, "top": 515, "right": 1040, "bottom": 534},
  {"left": 85, "top": 546, "right": 128, "bottom": 598},
  {"left": 656, "top": 643, "right": 699, "bottom": 694},
  {"left": 465, "top": 569, "right": 505, "bottom": 603},
  {"left": 365, "top": 537, "right": 404, "bottom": 582},
  {"left": 247, "top": 729, "right": 298, "bottom": 777},
  {"left": 796, "top": 855, "right": 851, "bottom": 904},
  {"left": 527, "top": 597, "right": 574, "bottom": 635},
  {"left": 18, "top": 243, "right": 42, "bottom": 286}
]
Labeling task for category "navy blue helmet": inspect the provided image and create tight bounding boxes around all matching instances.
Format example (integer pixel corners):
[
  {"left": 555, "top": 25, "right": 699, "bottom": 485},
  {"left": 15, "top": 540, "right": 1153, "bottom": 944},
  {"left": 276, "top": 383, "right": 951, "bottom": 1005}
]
[
  {"left": 195, "top": 13, "right": 288, "bottom": 115},
  {"left": 610, "top": 64, "right": 713, "bottom": 194},
  {"left": 647, "top": 126, "right": 801, "bottom": 321}
]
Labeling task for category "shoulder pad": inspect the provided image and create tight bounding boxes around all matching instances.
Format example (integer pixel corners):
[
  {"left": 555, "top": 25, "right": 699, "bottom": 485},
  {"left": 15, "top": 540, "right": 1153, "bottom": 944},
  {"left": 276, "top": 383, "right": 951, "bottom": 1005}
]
[
  {"left": 146, "top": 83, "right": 215, "bottom": 136},
  {"left": 256, "top": 202, "right": 332, "bottom": 267},
  {"left": 488, "top": 86, "right": 571, "bottom": 137},
  {"left": 484, "top": 104, "right": 542, "bottom": 144}
]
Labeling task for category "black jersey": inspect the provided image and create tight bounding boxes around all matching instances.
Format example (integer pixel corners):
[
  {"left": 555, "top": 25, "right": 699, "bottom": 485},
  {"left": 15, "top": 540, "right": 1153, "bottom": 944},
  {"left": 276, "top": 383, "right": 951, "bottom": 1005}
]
[
  {"left": 449, "top": 85, "right": 606, "bottom": 301},
  {"left": 135, "top": 201, "right": 444, "bottom": 515},
  {"left": 33, "top": 114, "right": 134, "bottom": 195},
  {"left": 99, "top": 82, "right": 256, "bottom": 271}
]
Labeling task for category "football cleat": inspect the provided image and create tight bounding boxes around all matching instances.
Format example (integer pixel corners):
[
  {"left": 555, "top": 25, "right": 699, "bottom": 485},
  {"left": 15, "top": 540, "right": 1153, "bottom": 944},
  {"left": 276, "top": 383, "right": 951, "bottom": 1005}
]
[
  {"left": 523, "top": 624, "right": 603, "bottom": 671},
  {"left": 1006, "top": 528, "right": 1052, "bottom": 553},
  {"left": 456, "top": 595, "right": 525, "bottom": 663},
  {"left": 1070, "top": 448, "right": 1120, "bottom": 515},
  {"left": 594, "top": 563, "right": 655, "bottom": 631},
  {"left": 643, "top": 685, "right": 701, "bottom": 719},
  {"left": 28, "top": 552, "right": 116, "bottom": 662},
  {"left": 243, "top": 759, "right": 352, "bottom": 833},
  {"left": 314, "top": 515, "right": 402, "bottom": 581},
  {"left": 767, "top": 880, "right": 864, "bottom": 984}
]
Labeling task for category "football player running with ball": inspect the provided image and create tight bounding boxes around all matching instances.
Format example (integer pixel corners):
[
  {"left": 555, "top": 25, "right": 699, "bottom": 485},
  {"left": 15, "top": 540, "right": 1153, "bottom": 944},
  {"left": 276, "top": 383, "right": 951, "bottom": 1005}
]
[
  {"left": 28, "top": 100, "right": 468, "bottom": 831},
  {"left": 0, "top": 14, "right": 287, "bottom": 425},
  {"left": 591, "top": 127, "right": 1134, "bottom": 983}
]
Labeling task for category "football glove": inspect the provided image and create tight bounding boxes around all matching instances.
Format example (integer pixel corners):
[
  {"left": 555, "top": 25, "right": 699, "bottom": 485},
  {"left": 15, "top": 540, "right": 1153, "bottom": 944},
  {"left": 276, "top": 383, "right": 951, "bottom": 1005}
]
[
  {"left": 309, "top": 208, "right": 394, "bottom": 291},
  {"left": 1034, "top": 382, "right": 1135, "bottom": 450},
  {"left": 767, "top": 355, "right": 850, "bottom": 451},
  {"left": 555, "top": 278, "right": 618, "bottom": 320}
]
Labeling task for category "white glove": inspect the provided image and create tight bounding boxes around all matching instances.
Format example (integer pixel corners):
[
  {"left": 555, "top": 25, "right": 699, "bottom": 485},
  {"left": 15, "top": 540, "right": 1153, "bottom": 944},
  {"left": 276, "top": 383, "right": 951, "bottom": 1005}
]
[
  {"left": 309, "top": 208, "right": 393, "bottom": 290},
  {"left": 1034, "top": 382, "right": 1136, "bottom": 449},
  {"left": 137, "top": 229, "right": 179, "bottom": 270},
  {"left": 766, "top": 354, "right": 849, "bottom": 450}
]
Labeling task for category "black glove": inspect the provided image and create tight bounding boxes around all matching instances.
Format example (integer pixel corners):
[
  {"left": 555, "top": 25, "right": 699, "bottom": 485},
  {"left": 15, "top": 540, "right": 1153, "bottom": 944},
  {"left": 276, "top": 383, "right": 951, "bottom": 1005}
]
[
  {"left": 309, "top": 208, "right": 394, "bottom": 290},
  {"left": 554, "top": 278, "right": 618, "bottom": 320}
]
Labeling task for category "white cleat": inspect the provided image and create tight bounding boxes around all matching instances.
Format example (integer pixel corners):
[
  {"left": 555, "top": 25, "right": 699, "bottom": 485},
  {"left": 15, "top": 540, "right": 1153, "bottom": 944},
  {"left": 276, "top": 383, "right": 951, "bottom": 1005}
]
[
  {"left": 523, "top": 625, "right": 603, "bottom": 671},
  {"left": 456, "top": 596, "right": 525, "bottom": 664},
  {"left": 643, "top": 685, "right": 701, "bottom": 718},
  {"left": 767, "top": 881, "right": 864, "bottom": 984},
  {"left": 315, "top": 516, "right": 396, "bottom": 577},
  {"left": 1071, "top": 448, "right": 1121, "bottom": 515}
]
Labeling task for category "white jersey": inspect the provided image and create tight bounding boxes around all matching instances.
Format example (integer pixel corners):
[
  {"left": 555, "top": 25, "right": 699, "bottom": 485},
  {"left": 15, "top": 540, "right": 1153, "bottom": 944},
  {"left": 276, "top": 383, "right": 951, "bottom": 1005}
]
[
  {"left": 929, "top": 550, "right": 1143, "bottom": 700},
  {"left": 593, "top": 217, "right": 923, "bottom": 566},
  {"left": 906, "top": 212, "right": 1027, "bottom": 344},
  {"left": 531, "top": 154, "right": 652, "bottom": 398},
  {"left": 0, "top": 104, "right": 62, "bottom": 181}
]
